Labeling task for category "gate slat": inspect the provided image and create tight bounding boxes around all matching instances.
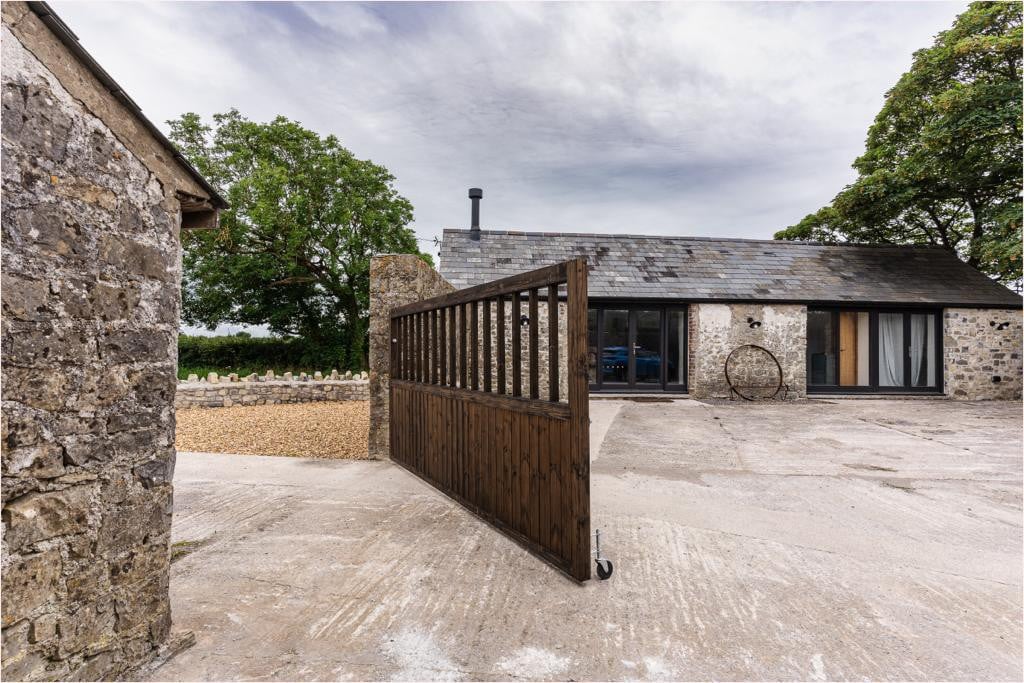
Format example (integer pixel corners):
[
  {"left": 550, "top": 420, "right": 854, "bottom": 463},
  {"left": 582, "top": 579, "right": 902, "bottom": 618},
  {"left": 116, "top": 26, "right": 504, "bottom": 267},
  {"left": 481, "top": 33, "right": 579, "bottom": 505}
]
[
  {"left": 528, "top": 288, "right": 539, "bottom": 400},
  {"left": 548, "top": 285, "right": 559, "bottom": 402},
  {"left": 483, "top": 299, "right": 492, "bottom": 393},
  {"left": 459, "top": 304, "right": 468, "bottom": 389},
  {"left": 496, "top": 297, "right": 506, "bottom": 394}
]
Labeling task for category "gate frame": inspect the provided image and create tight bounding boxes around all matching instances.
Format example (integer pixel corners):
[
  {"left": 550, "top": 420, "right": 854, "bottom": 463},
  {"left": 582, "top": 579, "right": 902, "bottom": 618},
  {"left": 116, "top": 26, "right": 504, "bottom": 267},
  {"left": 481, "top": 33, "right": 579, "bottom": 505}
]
[{"left": 389, "top": 258, "right": 591, "bottom": 581}]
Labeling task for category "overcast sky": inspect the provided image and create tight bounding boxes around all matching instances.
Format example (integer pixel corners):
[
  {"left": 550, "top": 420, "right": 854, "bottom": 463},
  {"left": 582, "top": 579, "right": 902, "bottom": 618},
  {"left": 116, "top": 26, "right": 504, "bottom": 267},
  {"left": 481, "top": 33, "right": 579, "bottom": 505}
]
[{"left": 55, "top": 0, "right": 967, "bottom": 261}]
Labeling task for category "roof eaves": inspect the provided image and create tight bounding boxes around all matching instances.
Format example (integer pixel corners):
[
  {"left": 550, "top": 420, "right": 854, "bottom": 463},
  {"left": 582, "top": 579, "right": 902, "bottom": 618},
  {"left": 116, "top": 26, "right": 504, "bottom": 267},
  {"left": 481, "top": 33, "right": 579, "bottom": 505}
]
[{"left": 26, "top": 1, "right": 228, "bottom": 211}]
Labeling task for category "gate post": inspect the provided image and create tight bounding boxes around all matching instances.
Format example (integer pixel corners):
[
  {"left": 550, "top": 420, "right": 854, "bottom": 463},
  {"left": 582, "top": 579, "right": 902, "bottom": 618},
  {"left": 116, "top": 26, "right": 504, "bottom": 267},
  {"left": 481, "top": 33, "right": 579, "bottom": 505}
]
[
  {"left": 367, "top": 255, "right": 455, "bottom": 459},
  {"left": 566, "top": 258, "right": 592, "bottom": 581}
]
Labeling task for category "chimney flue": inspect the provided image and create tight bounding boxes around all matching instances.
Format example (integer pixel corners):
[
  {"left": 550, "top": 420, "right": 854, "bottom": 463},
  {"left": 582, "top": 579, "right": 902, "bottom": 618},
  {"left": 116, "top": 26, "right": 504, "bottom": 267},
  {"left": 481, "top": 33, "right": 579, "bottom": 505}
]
[{"left": 468, "top": 187, "right": 482, "bottom": 240}]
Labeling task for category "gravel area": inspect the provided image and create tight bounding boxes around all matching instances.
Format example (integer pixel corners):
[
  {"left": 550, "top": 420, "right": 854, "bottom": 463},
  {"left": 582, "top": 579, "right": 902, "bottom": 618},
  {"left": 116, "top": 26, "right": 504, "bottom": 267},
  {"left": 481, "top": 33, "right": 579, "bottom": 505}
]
[{"left": 175, "top": 402, "right": 370, "bottom": 459}]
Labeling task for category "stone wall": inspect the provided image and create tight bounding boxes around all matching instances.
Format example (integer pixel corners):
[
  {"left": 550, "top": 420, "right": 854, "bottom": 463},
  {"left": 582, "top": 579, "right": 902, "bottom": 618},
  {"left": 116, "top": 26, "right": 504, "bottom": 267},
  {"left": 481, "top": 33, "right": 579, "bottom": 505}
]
[
  {"left": 175, "top": 376, "right": 368, "bottom": 409},
  {"left": 943, "top": 308, "right": 1023, "bottom": 400},
  {"left": 689, "top": 303, "right": 807, "bottom": 399},
  {"left": 367, "top": 255, "right": 456, "bottom": 459},
  {"left": 1, "top": 4, "right": 216, "bottom": 679}
]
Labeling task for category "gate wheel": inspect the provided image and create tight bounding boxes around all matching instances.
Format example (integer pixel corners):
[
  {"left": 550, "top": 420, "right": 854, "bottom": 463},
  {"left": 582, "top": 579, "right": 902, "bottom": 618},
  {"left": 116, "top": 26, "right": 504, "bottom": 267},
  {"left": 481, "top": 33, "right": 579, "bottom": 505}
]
[{"left": 596, "top": 558, "right": 614, "bottom": 580}]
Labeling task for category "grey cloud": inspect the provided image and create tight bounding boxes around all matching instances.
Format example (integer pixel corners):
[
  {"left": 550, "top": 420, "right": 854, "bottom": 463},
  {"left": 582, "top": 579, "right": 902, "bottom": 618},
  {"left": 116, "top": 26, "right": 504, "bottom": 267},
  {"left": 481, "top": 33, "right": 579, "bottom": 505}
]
[{"left": 53, "top": 1, "right": 969, "bottom": 258}]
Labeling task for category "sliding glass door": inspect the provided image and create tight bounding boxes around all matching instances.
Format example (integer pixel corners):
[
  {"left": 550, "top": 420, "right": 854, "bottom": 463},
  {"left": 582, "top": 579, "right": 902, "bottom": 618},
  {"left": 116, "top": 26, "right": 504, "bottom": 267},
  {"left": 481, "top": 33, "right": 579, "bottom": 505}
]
[
  {"left": 587, "top": 304, "right": 687, "bottom": 392},
  {"left": 807, "top": 308, "right": 942, "bottom": 393},
  {"left": 877, "top": 313, "right": 904, "bottom": 387}
]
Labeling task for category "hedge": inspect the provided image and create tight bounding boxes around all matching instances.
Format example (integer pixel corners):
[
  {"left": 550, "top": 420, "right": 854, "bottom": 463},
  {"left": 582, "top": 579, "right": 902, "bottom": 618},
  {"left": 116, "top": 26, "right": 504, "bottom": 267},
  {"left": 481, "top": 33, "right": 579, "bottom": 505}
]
[{"left": 178, "top": 334, "right": 354, "bottom": 376}]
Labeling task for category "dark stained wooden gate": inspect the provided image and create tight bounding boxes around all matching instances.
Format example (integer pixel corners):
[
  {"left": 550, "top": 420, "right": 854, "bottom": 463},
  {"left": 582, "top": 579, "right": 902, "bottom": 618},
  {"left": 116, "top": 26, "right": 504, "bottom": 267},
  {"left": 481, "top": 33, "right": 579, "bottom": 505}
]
[{"left": 389, "top": 259, "right": 591, "bottom": 581}]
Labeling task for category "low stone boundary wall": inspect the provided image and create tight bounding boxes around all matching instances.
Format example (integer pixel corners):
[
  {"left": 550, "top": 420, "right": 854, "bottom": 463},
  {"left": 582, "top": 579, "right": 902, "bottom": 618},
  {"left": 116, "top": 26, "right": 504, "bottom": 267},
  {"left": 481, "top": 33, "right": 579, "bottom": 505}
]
[{"left": 176, "top": 371, "right": 369, "bottom": 408}]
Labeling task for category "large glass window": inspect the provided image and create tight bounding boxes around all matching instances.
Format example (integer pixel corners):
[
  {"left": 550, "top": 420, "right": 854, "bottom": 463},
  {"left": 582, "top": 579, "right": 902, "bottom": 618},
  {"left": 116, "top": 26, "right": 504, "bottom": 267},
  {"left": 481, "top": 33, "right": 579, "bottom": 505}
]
[
  {"left": 634, "top": 310, "right": 662, "bottom": 385},
  {"left": 878, "top": 313, "right": 904, "bottom": 387},
  {"left": 807, "top": 310, "right": 836, "bottom": 385},
  {"left": 601, "top": 309, "right": 629, "bottom": 384},
  {"left": 587, "top": 305, "right": 687, "bottom": 391},
  {"left": 839, "top": 311, "right": 870, "bottom": 386},
  {"left": 808, "top": 310, "right": 870, "bottom": 387},
  {"left": 807, "top": 308, "right": 941, "bottom": 392},
  {"left": 910, "top": 313, "right": 937, "bottom": 388},
  {"left": 587, "top": 309, "right": 598, "bottom": 383}
]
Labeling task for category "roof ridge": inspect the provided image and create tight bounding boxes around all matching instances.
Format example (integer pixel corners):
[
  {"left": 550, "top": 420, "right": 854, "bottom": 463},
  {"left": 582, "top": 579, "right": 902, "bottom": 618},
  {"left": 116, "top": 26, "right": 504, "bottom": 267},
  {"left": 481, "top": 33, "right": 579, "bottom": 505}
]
[{"left": 440, "top": 228, "right": 950, "bottom": 250}]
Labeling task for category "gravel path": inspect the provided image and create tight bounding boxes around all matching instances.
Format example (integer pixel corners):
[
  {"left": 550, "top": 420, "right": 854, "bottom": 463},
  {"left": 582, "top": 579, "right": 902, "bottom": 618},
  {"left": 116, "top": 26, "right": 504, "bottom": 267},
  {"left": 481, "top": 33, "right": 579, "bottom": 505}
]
[{"left": 175, "top": 402, "right": 370, "bottom": 459}]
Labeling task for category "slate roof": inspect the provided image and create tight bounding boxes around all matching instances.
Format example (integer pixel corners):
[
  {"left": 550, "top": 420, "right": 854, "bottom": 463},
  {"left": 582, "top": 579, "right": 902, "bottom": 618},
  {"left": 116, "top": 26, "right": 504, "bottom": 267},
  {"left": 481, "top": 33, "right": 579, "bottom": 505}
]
[{"left": 439, "top": 229, "right": 1022, "bottom": 308}]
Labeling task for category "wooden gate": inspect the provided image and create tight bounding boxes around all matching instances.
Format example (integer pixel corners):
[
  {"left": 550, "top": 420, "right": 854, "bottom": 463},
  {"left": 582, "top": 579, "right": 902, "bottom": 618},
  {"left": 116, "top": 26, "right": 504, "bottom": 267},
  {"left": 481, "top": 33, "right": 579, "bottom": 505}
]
[{"left": 389, "top": 259, "right": 591, "bottom": 581}]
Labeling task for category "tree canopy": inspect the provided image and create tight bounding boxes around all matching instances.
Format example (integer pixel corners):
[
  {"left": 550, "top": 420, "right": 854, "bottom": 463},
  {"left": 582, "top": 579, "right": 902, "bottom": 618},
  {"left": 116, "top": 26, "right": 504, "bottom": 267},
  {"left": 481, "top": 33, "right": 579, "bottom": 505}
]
[
  {"left": 169, "top": 110, "right": 430, "bottom": 367},
  {"left": 776, "top": 2, "right": 1022, "bottom": 284}
]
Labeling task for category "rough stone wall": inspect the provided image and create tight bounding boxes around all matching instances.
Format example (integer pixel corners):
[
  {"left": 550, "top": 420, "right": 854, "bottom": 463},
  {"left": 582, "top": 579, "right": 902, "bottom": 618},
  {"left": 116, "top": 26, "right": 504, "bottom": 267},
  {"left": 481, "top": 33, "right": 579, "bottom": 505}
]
[
  {"left": 368, "top": 255, "right": 456, "bottom": 459},
  {"left": 689, "top": 303, "right": 807, "bottom": 399},
  {"left": 943, "top": 308, "right": 1023, "bottom": 400},
  {"left": 175, "top": 378, "right": 368, "bottom": 409},
  {"left": 1, "top": 8, "right": 206, "bottom": 679}
]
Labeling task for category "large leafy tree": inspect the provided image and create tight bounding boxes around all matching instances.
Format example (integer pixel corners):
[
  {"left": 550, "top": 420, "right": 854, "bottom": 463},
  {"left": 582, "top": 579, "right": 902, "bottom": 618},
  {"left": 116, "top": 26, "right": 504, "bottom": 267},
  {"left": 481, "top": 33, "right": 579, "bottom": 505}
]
[
  {"left": 776, "top": 2, "right": 1022, "bottom": 284},
  {"left": 169, "top": 110, "right": 429, "bottom": 367}
]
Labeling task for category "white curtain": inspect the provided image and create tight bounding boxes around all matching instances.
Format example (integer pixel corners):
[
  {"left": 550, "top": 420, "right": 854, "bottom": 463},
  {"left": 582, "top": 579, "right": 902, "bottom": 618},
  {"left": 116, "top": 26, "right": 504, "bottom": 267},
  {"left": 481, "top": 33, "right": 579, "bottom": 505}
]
[
  {"left": 910, "top": 315, "right": 928, "bottom": 387},
  {"left": 879, "top": 313, "right": 903, "bottom": 386}
]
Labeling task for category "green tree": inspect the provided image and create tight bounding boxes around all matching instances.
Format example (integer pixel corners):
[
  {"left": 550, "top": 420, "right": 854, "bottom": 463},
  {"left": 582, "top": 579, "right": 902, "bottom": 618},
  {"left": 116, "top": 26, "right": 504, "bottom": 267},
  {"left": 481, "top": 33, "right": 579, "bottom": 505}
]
[
  {"left": 169, "top": 110, "right": 431, "bottom": 368},
  {"left": 776, "top": 2, "right": 1022, "bottom": 283}
]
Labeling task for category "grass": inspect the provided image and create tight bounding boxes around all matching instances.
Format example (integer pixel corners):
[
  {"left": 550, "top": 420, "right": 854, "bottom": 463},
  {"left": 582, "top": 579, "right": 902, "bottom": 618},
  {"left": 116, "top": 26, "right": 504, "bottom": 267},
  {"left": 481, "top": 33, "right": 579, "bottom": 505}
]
[{"left": 170, "top": 538, "right": 211, "bottom": 563}]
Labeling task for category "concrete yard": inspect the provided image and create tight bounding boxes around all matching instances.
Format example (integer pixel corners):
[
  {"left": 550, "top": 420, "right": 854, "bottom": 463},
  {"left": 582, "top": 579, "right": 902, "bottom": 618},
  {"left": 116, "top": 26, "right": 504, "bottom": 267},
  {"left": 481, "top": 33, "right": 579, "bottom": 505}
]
[{"left": 153, "top": 399, "right": 1022, "bottom": 681}]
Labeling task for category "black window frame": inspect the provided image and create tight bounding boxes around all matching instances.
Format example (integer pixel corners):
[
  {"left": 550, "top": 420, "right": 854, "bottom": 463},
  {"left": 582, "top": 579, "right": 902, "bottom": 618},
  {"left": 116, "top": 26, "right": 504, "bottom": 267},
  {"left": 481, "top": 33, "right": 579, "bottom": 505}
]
[
  {"left": 588, "top": 302, "right": 688, "bottom": 393},
  {"left": 806, "top": 306, "right": 943, "bottom": 394}
]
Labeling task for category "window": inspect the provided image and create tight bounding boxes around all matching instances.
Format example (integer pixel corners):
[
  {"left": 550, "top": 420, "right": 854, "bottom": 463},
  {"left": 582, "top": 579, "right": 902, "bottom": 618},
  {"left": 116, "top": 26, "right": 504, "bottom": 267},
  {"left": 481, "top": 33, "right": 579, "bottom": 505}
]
[
  {"left": 808, "top": 310, "right": 869, "bottom": 386},
  {"left": 807, "top": 308, "right": 941, "bottom": 392},
  {"left": 910, "top": 313, "right": 937, "bottom": 388},
  {"left": 587, "top": 304, "right": 687, "bottom": 391},
  {"left": 587, "top": 309, "right": 598, "bottom": 384}
]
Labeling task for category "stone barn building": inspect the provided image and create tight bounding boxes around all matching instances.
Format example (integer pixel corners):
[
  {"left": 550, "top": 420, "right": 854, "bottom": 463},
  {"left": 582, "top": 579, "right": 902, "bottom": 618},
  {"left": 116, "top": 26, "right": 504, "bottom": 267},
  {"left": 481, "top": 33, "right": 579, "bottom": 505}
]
[
  {"left": 439, "top": 216, "right": 1022, "bottom": 401},
  {"left": 2, "top": 2, "right": 225, "bottom": 679}
]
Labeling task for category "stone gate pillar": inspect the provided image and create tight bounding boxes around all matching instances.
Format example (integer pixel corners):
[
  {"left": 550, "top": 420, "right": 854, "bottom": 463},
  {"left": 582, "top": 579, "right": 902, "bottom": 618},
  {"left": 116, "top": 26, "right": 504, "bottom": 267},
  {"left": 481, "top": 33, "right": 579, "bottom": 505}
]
[{"left": 367, "top": 255, "right": 454, "bottom": 459}]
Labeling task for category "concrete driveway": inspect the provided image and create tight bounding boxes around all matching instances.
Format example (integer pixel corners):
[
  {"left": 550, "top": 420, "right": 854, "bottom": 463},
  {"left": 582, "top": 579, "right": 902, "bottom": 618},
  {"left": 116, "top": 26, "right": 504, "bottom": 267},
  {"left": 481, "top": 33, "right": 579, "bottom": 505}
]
[{"left": 152, "top": 399, "right": 1022, "bottom": 681}]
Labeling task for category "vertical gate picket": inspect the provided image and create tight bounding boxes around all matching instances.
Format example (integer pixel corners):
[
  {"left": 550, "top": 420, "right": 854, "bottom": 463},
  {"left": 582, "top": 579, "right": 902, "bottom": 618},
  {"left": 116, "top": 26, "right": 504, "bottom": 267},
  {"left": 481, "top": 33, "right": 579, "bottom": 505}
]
[
  {"left": 548, "top": 285, "right": 559, "bottom": 402},
  {"left": 483, "top": 299, "right": 492, "bottom": 393},
  {"left": 528, "top": 288, "right": 539, "bottom": 400}
]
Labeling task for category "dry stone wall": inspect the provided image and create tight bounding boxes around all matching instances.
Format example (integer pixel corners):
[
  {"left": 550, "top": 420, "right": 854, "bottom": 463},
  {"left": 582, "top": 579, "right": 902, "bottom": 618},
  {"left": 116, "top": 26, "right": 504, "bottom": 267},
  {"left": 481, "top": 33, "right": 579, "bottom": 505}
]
[
  {"left": 1, "top": 5, "right": 212, "bottom": 679},
  {"left": 943, "top": 308, "right": 1023, "bottom": 400},
  {"left": 176, "top": 373, "right": 368, "bottom": 409},
  {"left": 689, "top": 303, "right": 807, "bottom": 399}
]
